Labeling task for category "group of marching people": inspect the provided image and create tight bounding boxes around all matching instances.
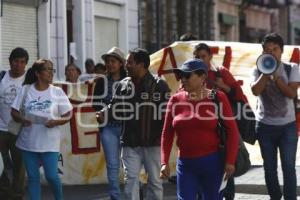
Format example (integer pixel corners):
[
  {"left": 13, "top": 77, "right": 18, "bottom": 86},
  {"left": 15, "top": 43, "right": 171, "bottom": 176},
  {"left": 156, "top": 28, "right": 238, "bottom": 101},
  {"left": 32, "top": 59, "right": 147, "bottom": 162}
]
[
  {"left": 0, "top": 32, "right": 299, "bottom": 200},
  {"left": 94, "top": 32, "right": 300, "bottom": 200}
]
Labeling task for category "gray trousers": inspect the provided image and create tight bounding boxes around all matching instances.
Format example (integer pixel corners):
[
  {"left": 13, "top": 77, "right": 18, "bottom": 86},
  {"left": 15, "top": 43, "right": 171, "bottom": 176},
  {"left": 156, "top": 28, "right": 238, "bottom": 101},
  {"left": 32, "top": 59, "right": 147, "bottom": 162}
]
[{"left": 121, "top": 146, "right": 163, "bottom": 200}]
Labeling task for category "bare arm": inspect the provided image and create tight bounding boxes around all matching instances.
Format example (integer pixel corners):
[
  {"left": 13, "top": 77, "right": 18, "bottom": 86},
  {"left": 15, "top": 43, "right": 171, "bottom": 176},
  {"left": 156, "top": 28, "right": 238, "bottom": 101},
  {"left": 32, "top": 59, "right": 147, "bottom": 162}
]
[
  {"left": 11, "top": 108, "right": 31, "bottom": 126},
  {"left": 274, "top": 77, "right": 298, "bottom": 98},
  {"left": 45, "top": 111, "right": 72, "bottom": 128},
  {"left": 251, "top": 73, "right": 270, "bottom": 96}
]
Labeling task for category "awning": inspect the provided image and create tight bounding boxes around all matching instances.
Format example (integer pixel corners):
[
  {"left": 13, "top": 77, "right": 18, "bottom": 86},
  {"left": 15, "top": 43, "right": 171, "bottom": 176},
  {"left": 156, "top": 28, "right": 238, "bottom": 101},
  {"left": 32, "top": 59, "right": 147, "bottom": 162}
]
[
  {"left": 292, "top": 20, "right": 300, "bottom": 29},
  {"left": 218, "top": 13, "right": 237, "bottom": 26}
]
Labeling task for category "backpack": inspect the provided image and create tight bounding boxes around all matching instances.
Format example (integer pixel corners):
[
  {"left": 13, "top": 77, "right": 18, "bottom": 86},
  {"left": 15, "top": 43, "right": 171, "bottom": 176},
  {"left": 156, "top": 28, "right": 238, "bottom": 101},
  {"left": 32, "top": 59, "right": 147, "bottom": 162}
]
[
  {"left": 213, "top": 68, "right": 257, "bottom": 145},
  {"left": 283, "top": 64, "right": 300, "bottom": 114}
]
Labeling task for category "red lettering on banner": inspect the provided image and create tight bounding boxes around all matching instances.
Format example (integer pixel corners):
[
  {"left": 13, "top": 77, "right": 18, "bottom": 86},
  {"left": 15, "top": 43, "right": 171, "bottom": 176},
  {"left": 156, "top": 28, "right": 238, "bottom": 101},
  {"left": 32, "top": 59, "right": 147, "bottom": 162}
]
[
  {"left": 157, "top": 45, "right": 233, "bottom": 76},
  {"left": 208, "top": 46, "right": 232, "bottom": 69},
  {"left": 210, "top": 47, "right": 219, "bottom": 54},
  {"left": 290, "top": 48, "right": 300, "bottom": 64},
  {"left": 223, "top": 46, "right": 232, "bottom": 70},
  {"left": 157, "top": 47, "right": 177, "bottom": 77},
  {"left": 62, "top": 84, "right": 100, "bottom": 154}
]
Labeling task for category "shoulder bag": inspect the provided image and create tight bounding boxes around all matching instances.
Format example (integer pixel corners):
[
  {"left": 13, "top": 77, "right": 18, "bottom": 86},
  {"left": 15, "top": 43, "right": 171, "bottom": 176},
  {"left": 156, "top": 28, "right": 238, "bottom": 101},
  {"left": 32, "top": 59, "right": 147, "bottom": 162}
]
[
  {"left": 8, "top": 85, "right": 30, "bottom": 135},
  {"left": 212, "top": 89, "right": 251, "bottom": 177}
]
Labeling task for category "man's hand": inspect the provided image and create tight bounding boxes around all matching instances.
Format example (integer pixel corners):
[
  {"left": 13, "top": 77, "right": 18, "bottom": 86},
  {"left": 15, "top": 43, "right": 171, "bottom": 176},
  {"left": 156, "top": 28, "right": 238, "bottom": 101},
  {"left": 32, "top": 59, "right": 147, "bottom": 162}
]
[
  {"left": 96, "top": 111, "right": 104, "bottom": 124},
  {"left": 160, "top": 164, "right": 170, "bottom": 179},
  {"left": 224, "top": 163, "right": 235, "bottom": 180},
  {"left": 22, "top": 119, "right": 32, "bottom": 127},
  {"left": 271, "top": 70, "right": 280, "bottom": 82}
]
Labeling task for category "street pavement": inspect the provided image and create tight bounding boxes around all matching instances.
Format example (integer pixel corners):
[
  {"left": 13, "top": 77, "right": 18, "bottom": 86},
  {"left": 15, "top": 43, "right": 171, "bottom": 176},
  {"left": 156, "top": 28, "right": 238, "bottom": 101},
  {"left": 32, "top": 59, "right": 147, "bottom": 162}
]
[
  {"left": 24, "top": 142, "right": 300, "bottom": 199},
  {"left": 25, "top": 166, "right": 300, "bottom": 200}
]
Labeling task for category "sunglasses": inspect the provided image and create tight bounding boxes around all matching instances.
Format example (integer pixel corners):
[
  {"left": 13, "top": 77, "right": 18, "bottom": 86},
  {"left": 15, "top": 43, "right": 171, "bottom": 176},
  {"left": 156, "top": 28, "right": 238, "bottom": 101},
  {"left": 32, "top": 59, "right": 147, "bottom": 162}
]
[{"left": 176, "top": 72, "right": 192, "bottom": 80}]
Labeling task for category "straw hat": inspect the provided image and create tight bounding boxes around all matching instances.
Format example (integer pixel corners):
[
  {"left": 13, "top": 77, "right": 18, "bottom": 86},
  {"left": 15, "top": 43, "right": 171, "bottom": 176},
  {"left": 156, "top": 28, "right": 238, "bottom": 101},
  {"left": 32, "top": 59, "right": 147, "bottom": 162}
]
[{"left": 101, "top": 47, "right": 125, "bottom": 64}]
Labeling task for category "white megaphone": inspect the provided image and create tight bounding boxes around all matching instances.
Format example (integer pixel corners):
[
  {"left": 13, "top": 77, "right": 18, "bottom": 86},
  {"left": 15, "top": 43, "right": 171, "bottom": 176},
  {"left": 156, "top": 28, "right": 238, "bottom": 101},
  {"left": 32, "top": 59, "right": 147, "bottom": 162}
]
[{"left": 256, "top": 54, "right": 278, "bottom": 75}]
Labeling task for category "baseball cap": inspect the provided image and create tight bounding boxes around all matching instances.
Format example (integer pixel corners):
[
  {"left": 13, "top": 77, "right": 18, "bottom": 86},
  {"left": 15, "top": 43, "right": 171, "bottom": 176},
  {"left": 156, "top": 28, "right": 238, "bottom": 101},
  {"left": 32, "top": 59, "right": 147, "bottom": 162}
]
[{"left": 173, "top": 58, "right": 208, "bottom": 74}]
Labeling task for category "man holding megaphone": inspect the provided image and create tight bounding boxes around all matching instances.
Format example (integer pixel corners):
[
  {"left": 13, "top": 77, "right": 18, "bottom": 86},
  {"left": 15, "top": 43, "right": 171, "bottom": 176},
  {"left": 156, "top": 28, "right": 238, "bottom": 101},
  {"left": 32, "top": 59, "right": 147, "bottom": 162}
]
[{"left": 251, "top": 33, "right": 300, "bottom": 200}]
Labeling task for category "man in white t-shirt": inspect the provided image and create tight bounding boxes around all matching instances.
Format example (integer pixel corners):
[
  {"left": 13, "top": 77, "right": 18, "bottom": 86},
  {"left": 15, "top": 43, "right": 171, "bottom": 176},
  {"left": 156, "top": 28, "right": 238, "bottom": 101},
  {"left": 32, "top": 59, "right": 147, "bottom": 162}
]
[
  {"left": 251, "top": 33, "right": 300, "bottom": 200},
  {"left": 0, "top": 47, "right": 28, "bottom": 200}
]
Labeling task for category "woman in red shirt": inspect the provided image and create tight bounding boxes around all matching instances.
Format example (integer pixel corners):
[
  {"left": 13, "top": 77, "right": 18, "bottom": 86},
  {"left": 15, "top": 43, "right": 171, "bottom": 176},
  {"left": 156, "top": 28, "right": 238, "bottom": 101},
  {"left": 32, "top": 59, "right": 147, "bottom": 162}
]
[
  {"left": 160, "top": 58, "right": 239, "bottom": 200},
  {"left": 193, "top": 43, "right": 250, "bottom": 200}
]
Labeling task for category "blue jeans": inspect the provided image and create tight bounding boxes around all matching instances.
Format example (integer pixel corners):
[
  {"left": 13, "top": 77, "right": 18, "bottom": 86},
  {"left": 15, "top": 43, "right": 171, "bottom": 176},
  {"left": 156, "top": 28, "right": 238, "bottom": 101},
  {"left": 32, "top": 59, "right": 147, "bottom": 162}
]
[
  {"left": 100, "top": 126, "right": 122, "bottom": 200},
  {"left": 177, "top": 152, "right": 224, "bottom": 200},
  {"left": 256, "top": 121, "right": 298, "bottom": 200},
  {"left": 21, "top": 150, "right": 63, "bottom": 200}
]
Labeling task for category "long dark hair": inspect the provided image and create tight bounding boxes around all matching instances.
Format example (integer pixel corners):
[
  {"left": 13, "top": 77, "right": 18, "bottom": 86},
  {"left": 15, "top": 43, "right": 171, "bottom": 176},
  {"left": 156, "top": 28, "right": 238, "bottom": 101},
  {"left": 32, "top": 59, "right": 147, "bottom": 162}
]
[
  {"left": 23, "top": 59, "right": 53, "bottom": 85},
  {"left": 106, "top": 56, "right": 127, "bottom": 79}
]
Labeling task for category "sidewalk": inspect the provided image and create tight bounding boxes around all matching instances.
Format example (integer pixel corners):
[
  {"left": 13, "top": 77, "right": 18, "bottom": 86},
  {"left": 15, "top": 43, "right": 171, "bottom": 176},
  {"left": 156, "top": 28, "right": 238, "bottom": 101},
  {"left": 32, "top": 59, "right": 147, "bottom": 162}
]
[{"left": 234, "top": 165, "right": 300, "bottom": 199}]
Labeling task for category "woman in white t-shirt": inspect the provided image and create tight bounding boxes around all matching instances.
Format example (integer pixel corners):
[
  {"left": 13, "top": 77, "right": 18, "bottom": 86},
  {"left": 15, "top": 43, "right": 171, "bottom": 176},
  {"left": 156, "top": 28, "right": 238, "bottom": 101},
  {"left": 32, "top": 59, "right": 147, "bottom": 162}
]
[{"left": 11, "top": 59, "right": 73, "bottom": 200}]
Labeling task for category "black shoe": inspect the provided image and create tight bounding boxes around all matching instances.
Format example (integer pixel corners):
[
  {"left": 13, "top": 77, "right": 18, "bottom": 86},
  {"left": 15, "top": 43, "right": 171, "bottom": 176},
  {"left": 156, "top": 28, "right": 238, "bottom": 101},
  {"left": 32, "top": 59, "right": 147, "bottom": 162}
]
[{"left": 168, "top": 175, "right": 177, "bottom": 184}]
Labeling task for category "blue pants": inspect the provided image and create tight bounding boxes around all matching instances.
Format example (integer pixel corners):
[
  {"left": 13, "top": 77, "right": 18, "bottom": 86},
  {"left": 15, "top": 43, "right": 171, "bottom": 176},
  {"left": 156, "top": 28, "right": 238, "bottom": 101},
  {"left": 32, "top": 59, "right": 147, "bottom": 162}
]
[
  {"left": 223, "top": 177, "right": 235, "bottom": 200},
  {"left": 100, "top": 126, "right": 122, "bottom": 200},
  {"left": 21, "top": 150, "right": 63, "bottom": 200},
  {"left": 256, "top": 121, "right": 298, "bottom": 200},
  {"left": 177, "top": 152, "right": 224, "bottom": 200}
]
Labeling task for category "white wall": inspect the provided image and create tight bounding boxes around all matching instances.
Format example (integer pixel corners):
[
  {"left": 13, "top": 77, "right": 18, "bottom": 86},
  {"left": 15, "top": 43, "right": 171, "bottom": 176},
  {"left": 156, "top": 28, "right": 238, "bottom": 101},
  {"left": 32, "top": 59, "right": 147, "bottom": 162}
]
[
  {"left": 70, "top": 0, "right": 138, "bottom": 73},
  {"left": 50, "top": 0, "right": 68, "bottom": 80},
  {"left": 72, "top": 0, "right": 86, "bottom": 70},
  {"left": 0, "top": 0, "right": 138, "bottom": 79},
  {"left": 0, "top": 2, "right": 38, "bottom": 69},
  {"left": 38, "top": 1, "right": 51, "bottom": 59},
  {"left": 85, "top": 0, "right": 95, "bottom": 60},
  {"left": 127, "top": 0, "right": 139, "bottom": 50},
  {"left": 93, "top": 0, "right": 138, "bottom": 60}
]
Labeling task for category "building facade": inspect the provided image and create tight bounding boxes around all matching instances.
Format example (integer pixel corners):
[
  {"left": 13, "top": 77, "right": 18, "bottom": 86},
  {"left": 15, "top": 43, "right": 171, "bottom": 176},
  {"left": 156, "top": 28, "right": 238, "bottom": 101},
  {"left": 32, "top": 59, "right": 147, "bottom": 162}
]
[
  {"left": 139, "top": 0, "right": 300, "bottom": 53},
  {"left": 0, "top": 0, "right": 138, "bottom": 80},
  {"left": 139, "top": 0, "right": 215, "bottom": 53},
  {"left": 215, "top": 0, "right": 241, "bottom": 41}
]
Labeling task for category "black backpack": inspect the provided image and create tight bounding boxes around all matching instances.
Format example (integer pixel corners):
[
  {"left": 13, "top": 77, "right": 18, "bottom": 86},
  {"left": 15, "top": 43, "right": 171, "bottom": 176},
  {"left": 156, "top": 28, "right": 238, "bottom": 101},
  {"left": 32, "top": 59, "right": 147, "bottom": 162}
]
[
  {"left": 0, "top": 71, "right": 6, "bottom": 82},
  {"left": 213, "top": 69, "right": 257, "bottom": 145},
  {"left": 283, "top": 64, "right": 299, "bottom": 114}
]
